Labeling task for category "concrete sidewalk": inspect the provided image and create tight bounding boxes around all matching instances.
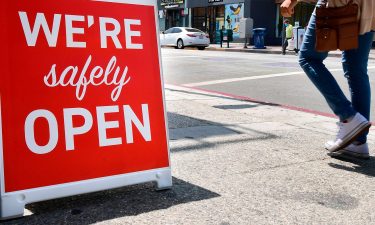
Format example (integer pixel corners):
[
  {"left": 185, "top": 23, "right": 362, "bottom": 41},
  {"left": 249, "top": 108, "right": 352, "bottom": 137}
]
[
  {"left": 4, "top": 85, "right": 375, "bottom": 225},
  {"left": 178, "top": 43, "right": 375, "bottom": 59}
]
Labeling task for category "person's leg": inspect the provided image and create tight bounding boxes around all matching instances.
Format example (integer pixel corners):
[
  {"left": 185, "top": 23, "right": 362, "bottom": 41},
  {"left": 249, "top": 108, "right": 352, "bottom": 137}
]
[
  {"left": 282, "top": 38, "right": 288, "bottom": 54},
  {"left": 298, "top": 10, "right": 356, "bottom": 121},
  {"left": 342, "top": 31, "right": 375, "bottom": 144},
  {"left": 299, "top": 4, "right": 371, "bottom": 152}
]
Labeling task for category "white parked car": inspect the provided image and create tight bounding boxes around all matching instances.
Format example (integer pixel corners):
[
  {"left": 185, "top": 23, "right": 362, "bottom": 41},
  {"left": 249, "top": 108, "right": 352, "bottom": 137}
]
[{"left": 160, "top": 27, "right": 210, "bottom": 50}]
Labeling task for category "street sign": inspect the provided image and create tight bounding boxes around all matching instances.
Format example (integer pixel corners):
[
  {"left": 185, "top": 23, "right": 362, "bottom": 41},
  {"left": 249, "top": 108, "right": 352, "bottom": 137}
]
[{"left": 0, "top": 0, "right": 171, "bottom": 219}]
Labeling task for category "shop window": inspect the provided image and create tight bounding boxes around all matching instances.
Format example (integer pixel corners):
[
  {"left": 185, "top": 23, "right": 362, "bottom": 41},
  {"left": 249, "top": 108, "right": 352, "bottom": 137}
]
[
  {"left": 192, "top": 5, "right": 225, "bottom": 43},
  {"left": 192, "top": 7, "right": 206, "bottom": 31}
]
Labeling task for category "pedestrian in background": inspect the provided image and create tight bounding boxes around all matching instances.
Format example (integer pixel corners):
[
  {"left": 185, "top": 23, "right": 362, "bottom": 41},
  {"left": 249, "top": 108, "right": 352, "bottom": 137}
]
[
  {"left": 281, "top": 0, "right": 375, "bottom": 159},
  {"left": 282, "top": 19, "right": 294, "bottom": 55}
]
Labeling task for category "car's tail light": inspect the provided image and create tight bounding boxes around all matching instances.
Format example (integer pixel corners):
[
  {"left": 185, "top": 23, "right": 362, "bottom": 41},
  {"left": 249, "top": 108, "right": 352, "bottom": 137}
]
[
  {"left": 205, "top": 34, "right": 210, "bottom": 38},
  {"left": 186, "top": 34, "right": 197, "bottom": 37}
]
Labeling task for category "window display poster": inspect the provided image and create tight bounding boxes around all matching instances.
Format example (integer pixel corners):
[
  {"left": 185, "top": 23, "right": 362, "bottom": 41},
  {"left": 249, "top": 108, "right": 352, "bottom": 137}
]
[{"left": 225, "top": 3, "right": 244, "bottom": 39}]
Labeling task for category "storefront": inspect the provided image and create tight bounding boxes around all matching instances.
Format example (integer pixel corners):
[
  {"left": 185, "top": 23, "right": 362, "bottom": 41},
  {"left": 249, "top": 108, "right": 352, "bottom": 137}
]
[
  {"left": 158, "top": 0, "right": 316, "bottom": 46},
  {"left": 158, "top": 0, "right": 189, "bottom": 32},
  {"left": 187, "top": 0, "right": 286, "bottom": 45},
  {"left": 187, "top": 0, "right": 251, "bottom": 43}
]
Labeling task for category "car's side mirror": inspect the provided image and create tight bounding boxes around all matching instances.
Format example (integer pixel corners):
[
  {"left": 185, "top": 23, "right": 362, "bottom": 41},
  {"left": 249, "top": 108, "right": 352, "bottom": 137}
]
[{"left": 162, "top": 31, "right": 165, "bottom": 34}]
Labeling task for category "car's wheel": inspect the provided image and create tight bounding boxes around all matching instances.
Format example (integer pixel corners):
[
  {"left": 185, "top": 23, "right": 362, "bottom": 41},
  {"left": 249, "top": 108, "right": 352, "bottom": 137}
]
[
  {"left": 177, "top": 39, "right": 184, "bottom": 49},
  {"left": 198, "top": 46, "right": 206, "bottom": 50}
]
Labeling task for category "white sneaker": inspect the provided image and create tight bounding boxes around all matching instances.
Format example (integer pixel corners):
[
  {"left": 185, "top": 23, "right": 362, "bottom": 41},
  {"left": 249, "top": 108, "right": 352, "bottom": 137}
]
[
  {"left": 327, "top": 143, "right": 370, "bottom": 160},
  {"left": 326, "top": 113, "right": 371, "bottom": 152}
]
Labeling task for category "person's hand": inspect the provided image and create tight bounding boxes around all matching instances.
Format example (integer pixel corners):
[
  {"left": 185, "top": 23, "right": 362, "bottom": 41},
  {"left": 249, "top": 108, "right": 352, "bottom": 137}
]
[{"left": 281, "top": 0, "right": 298, "bottom": 17}]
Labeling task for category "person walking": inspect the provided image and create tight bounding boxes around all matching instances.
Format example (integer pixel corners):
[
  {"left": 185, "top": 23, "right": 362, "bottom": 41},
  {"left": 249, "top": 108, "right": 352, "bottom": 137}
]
[
  {"left": 281, "top": 0, "right": 375, "bottom": 159},
  {"left": 282, "top": 19, "right": 294, "bottom": 55}
]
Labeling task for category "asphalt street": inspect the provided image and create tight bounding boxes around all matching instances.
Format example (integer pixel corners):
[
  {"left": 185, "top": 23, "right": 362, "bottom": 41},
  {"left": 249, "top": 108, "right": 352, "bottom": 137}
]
[{"left": 162, "top": 48, "right": 375, "bottom": 120}]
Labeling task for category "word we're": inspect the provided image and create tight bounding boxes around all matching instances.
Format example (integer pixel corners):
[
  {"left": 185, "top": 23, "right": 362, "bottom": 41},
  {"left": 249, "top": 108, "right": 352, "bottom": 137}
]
[{"left": 18, "top": 12, "right": 143, "bottom": 49}]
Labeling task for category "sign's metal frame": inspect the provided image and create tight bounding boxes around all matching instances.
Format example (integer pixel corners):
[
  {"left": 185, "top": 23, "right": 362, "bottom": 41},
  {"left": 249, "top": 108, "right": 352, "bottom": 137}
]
[{"left": 0, "top": 0, "right": 172, "bottom": 220}]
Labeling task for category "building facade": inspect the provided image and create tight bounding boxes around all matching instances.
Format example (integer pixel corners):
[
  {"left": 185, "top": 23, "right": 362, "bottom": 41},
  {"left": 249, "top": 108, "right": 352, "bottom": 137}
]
[
  {"left": 187, "top": 0, "right": 250, "bottom": 43},
  {"left": 158, "top": 0, "right": 315, "bottom": 46}
]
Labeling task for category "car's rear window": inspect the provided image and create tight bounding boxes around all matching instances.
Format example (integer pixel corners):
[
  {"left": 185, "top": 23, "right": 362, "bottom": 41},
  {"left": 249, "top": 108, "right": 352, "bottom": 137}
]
[{"left": 185, "top": 28, "right": 203, "bottom": 33}]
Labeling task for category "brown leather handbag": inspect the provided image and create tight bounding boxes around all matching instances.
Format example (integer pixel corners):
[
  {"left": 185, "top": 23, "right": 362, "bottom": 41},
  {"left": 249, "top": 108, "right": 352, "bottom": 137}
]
[{"left": 315, "top": 0, "right": 359, "bottom": 52}]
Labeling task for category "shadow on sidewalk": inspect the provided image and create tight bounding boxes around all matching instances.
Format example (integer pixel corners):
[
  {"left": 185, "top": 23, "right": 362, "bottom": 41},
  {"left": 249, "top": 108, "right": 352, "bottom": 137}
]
[
  {"left": 166, "top": 88, "right": 280, "bottom": 107},
  {"left": 168, "top": 112, "right": 280, "bottom": 153},
  {"left": 328, "top": 156, "right": 375, "bottom": 177},
  {"left": 171, "top": 135, "right": 278, "bottom": 153},
  {"left": 2, "top": 178, "right": 220, "bottom": 225}
]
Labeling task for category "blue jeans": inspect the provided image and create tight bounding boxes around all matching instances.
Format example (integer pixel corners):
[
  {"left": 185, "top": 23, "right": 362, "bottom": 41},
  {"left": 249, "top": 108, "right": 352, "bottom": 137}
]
[{"left": 299, "top": 3, "right": 374, "bottom": 143}]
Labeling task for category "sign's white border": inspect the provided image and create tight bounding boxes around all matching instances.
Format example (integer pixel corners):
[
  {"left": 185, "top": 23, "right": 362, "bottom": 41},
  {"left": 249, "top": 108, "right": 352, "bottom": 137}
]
[
  {"left": 0, "top": 96, "right": 5, "bottom": 197},
  {"left": 0, "top": 0, "right": 172, "bottom": 220}
]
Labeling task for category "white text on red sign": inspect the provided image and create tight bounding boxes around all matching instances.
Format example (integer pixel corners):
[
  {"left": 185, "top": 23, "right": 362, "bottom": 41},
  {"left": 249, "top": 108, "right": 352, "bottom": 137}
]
[
  {"left": 17, "top": 11, "right": 155, "bottom": 155},
  {"left": 19, "top": 12, "right": 143, "bottom": 49}
]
